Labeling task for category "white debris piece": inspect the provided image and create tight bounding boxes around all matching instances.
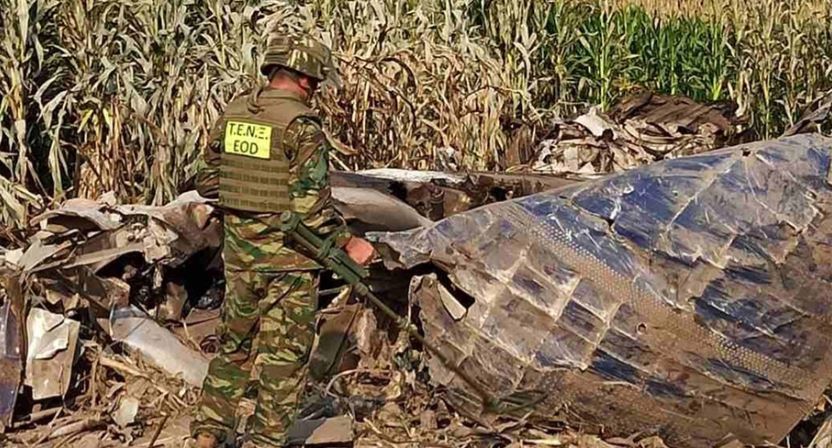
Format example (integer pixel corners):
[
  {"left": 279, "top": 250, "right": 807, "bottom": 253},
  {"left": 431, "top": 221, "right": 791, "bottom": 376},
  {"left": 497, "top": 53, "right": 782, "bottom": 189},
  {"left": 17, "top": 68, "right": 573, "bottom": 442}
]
[
  {"left": 112, "top": 396, "right": 140, "bottom": 428},
  {"left": 109, "top": 306, "right": 209, "bottom": 387},
  {"left": 25, "top": 308, "right": 80, "bottom": 400}
]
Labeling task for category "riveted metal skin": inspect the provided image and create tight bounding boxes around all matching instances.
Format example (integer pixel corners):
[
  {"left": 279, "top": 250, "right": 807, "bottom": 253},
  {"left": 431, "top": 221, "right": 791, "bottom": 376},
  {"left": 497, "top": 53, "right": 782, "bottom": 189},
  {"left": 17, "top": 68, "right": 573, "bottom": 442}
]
[{"left": 375, "top": 134, "right": 832, "bottom": 448}]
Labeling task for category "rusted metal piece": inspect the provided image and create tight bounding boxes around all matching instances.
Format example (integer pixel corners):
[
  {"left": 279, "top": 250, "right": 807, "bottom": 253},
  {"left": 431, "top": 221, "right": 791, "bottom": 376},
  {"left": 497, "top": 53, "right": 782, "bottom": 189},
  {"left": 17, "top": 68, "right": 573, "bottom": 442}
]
[{"left": 374, "top": 134, "right": 832, "bottom": 447}]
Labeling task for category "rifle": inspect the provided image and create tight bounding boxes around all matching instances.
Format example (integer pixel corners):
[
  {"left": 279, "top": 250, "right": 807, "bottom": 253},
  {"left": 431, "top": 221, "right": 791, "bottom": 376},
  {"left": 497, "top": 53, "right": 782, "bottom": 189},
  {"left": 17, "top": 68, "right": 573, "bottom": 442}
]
[{"left": 279, "top": 211, "right": 545, "bottom": 414}]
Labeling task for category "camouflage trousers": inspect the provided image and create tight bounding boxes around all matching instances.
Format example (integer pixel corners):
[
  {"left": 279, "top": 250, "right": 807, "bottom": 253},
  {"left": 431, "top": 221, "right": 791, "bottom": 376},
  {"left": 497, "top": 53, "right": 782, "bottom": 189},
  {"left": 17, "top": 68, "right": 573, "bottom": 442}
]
[{"left": 192, "top": 269, "right": 318, "bottom": 447}]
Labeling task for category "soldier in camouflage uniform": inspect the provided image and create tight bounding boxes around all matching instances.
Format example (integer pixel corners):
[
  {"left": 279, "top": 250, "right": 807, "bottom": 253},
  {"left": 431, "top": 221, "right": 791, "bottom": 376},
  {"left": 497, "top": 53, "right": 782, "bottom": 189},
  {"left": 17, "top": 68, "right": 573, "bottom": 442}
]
[{"left": 192, "top": 33, "right": 374, "bottom": 448}]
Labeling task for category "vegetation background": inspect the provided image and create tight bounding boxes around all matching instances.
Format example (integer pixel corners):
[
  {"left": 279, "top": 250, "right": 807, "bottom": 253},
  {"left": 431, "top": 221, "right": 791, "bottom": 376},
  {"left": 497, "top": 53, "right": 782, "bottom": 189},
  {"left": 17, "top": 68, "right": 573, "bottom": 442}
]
[{"left": 1, "top": 0, "right": 830, "bottom": 231}]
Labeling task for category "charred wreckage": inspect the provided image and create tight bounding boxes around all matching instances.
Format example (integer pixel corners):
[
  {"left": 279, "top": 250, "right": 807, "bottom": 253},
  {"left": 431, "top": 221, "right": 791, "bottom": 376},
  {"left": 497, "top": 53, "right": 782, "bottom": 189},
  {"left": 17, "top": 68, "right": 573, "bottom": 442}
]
[{"left": 2, "top": 126, "right": 832, "bottom": 445}]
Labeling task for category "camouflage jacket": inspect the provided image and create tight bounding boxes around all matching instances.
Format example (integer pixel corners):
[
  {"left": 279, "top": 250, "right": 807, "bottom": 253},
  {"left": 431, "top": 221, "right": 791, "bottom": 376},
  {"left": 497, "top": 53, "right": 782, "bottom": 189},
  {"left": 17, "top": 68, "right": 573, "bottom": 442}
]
[{"left": 195, "top": 87, "right": 350, "bottom": 272}]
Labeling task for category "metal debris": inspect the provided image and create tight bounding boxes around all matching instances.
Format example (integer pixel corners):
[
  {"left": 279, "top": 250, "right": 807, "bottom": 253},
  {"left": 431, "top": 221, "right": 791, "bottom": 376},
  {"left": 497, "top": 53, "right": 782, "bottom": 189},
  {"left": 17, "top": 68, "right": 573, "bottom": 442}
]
[
  {"left": 4, "top": 120, "right": 832, "bottom": 446},
  {"left": 286, "top": 415, "right": 354, "bottom": 446},
  {"left": 373, "top": 134, "right": 832, "bottom": 447},
  {"left": 112, "top": 396, "right": 140, "bottom": 428},
  {"left": 25, "top": 308, "right": 80, "bottom": 400},
  {"left": 31, "top": 197, "right": 123, "bottom": 232},
  {"left": 0, "top": 191, "right": 222, "bottom": 433},
  {"left": 529, "top": 92, "right": 742, "bottom": 175},
  {"left": 331, "top": 186, "right": 431, "bottom": 233},
  {"left": 158, "top": 280, "right": 188, "bottom": 322},
  {"left": 0, "top": 299, "right": 22, "bottom": 430},
  {"left": 333, "top": 169, "right": 581, "bottom": 221},
  {"left": 22, "top": 190, "right": 221, "bottom": 274},
  {"left": 109, "top": 306, "right": 209, "bottom": 387}
]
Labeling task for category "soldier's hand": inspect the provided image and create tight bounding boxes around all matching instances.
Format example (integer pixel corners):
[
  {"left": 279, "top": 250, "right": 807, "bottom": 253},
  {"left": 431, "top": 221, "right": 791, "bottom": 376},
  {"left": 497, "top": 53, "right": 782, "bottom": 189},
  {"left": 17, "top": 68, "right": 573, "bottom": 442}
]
[{"left": 345, "top": 236, "right": 375, "bottom": 266}]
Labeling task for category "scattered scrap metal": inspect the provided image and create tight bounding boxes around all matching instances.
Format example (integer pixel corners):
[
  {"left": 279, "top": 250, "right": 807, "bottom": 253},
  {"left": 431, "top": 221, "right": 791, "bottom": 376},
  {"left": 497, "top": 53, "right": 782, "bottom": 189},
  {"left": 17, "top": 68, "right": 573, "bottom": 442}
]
[
  {"left": 526, "top": 92, "right": 743, "bottom": 175},
  {"left": 373, "top": 134, "right": 832, "bottom": 447},
  {"left": 0, "top": 170, "right": 572, "bottom": 446},
  {"left": 0, "top": 191, "right": 222, "bottom": 432},
  {"left": 332, "top": 169, "right": 582, "bottom": 223},
  {"left": 1, "top": 96, "right": 829, "bottom": 447}
]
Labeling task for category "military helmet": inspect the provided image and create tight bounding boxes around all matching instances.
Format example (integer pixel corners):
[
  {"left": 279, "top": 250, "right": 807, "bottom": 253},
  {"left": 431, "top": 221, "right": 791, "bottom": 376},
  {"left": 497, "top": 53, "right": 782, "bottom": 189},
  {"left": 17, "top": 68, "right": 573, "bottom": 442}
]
[{"left": 261, "top": 33, "right": 332, "bottom": 82}]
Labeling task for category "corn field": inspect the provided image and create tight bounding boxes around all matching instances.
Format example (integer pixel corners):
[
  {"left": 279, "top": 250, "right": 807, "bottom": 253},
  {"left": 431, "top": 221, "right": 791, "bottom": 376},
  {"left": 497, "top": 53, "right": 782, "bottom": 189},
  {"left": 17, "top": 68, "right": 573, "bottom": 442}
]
[{"left": 1, "top": 0, "right": 831, "bottom": 232}]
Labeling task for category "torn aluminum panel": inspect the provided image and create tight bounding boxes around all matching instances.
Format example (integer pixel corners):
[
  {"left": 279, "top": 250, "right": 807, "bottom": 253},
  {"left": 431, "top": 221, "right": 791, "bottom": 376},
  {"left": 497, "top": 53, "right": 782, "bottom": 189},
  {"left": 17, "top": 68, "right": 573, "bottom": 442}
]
[
  {"left": 30, "top": 197, "right": 122, "bottom": 232},
  {"left": 331, "top": 171, "right": 583, "bottom": 222},
  {"left": 108, "top": 306, "right": 209, "bottom": 387},
  {"left": 116, "top": 191, "right": 221, "bottom": 266},
  {"left": 25, "top": 308, "right": 80, "bottom": 400},
  {"left": 28, "top": 190, "right": 221, "bottom": 273},
  {"left": 373, "top": 134, "right": 832, "bottom": 447},
  {"left": 332, "top": 187, "right": 432, "bottom": 233},
  {"left": 16, "top": 239, "right": 73, "bottom": 272},
  {"left": 355, "top": 169, "right": 468, "bottom": 185}
]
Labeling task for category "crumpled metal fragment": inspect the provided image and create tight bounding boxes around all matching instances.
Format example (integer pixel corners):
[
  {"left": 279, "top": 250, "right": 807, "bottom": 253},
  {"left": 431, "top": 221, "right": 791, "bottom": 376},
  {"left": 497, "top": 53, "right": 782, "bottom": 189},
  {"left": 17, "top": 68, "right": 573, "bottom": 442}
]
[
  {"left": 24, "top": 308, "right": 80, "bottom": 400},
  {"left": 24, "top": 190, "right": 221, "bottom": 274},
  {"left": 373, "top": 134, "right": 832, "bottom": 447},
  {"left": 530, "top": 92, "right": 741, "bottom": 175},
  {"left": 108, "top": 306, "right": 209, "bottom": 387}
]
